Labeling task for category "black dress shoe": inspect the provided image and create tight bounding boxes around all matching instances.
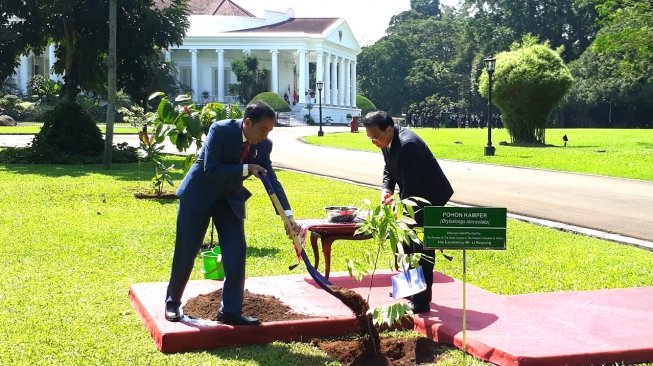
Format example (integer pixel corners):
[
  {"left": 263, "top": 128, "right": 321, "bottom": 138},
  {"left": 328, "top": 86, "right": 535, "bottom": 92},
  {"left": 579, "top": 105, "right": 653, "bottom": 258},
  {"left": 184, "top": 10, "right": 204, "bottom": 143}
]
[
  {"left": 409, "top": 301, "right": 431, "bottom": 314},
  {"left": 164, "top": 303, "right": 183, "bottom": 322},
  {"left": 216, "top": 311, "right": 261, "bottom": 326}
]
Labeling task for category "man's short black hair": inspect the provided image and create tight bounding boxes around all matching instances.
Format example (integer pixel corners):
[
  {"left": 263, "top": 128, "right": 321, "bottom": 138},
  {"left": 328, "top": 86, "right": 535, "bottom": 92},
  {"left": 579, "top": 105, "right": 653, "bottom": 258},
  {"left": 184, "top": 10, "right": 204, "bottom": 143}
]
[
  {"left": 244, "top": 102, "right": 276, "bottom": 124},
  {"left": 363, "top": 110, "right": 394, "bottom": 130}
]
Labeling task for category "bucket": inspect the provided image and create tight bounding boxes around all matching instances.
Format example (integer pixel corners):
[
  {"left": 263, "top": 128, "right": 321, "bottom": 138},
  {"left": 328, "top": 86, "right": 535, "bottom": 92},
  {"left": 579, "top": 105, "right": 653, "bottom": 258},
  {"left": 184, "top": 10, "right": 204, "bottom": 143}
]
[{"left": 201, "top": 246, "right": 224, "bottom": 280}]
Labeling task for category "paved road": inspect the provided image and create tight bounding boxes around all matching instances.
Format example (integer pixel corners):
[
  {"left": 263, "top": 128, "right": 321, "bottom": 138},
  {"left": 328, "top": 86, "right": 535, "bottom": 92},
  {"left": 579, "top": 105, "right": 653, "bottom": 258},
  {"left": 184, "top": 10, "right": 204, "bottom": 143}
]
[
  {"left": 267, "top": 126, "right": 653, "bottom": 242},
  {"left": 3, "top": 128, "right": 652, "bottom": 241}
]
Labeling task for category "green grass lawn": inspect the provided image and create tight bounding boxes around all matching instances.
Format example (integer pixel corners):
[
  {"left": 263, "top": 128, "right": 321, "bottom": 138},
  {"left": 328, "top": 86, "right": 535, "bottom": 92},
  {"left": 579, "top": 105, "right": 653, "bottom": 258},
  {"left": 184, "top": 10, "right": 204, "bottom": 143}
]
[
  {"left": 304, "top": 128, "right": 653, "bottom": 181},
  {"left": 0, "top": 124, "right": 139, "bottom": 134},
  {"left": 0, "top": 157, "right": 651, "bottom": 365}
]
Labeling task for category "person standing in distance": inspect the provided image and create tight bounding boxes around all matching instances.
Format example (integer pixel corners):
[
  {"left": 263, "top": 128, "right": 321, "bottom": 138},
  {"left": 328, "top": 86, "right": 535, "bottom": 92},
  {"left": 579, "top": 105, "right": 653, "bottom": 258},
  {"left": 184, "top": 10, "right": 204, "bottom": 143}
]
[
  {"left": 165, "top": 102, "right": 300, "bottom": 325},
  {"left": 363, "top": 110, "right": 454, "bottom": 313}
]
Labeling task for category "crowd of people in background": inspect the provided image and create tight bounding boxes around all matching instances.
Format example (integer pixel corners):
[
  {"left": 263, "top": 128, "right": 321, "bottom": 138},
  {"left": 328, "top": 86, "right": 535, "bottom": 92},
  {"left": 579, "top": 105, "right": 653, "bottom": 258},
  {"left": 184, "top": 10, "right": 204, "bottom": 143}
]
[{"left": 406, "top": 110, "right": 504, "bottom": 129}]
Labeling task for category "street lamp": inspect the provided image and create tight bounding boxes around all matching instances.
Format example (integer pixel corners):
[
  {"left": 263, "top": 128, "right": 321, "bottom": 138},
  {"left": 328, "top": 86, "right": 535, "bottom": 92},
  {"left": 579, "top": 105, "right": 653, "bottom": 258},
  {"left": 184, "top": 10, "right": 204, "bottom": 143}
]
[
  {"left": 316, "top": 80, "right": 324, "bottom": 136},
  {"left": 484, "top": 55, "right": 496, "bottom": 156}
]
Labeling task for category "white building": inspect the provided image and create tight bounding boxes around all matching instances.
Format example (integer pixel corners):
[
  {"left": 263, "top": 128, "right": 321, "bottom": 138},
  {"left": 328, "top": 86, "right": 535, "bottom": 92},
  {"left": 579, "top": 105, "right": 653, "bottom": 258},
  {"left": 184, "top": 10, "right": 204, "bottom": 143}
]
[{"left": 10, "top": 0, "right": 362, "bottom": 123}]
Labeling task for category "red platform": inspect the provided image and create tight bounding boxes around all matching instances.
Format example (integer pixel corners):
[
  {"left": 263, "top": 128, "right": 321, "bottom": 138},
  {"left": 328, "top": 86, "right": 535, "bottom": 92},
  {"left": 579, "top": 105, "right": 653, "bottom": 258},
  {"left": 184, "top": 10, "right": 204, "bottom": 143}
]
[
  {"left": 129, "top": 271, "right": 408, "bottom": 353},
  {"left": 130, "top": 271, "right": 653, "bottom": 365}
]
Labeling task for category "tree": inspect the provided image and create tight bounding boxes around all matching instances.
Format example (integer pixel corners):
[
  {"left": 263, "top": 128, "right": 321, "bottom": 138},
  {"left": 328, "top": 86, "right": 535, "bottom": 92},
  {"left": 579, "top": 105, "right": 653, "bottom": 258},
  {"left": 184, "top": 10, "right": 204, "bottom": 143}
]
[
  {"left": 229, "top": 55, "right": 270, "bottom": 105},
  {"left": 479, "top": 36, "right": 573, "bottom": 144},
  {"left": 462, "top": 0, "right": 598, "bottom": 61},
  {"left": 410, "top": 0, "right": 441, "bottom": 16},
  {"left": 0, "top": 1, "right": 189, "bottom": 103},
  {"left": 0, "top": 1, "right": 189, "bottom": 157},
  {"left": 592, "top": 0, "right": 653, "bottom": 81},
  {"left": 357, "top": 38, "right": 413, "bottom": 115}
]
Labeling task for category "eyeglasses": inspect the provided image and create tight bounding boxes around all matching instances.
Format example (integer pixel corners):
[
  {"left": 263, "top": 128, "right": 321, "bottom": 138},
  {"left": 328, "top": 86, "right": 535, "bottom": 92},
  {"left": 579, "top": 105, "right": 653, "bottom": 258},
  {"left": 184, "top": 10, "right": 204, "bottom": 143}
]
[{"left": 368, "top": 129, "right": 385, "bottom": 142}]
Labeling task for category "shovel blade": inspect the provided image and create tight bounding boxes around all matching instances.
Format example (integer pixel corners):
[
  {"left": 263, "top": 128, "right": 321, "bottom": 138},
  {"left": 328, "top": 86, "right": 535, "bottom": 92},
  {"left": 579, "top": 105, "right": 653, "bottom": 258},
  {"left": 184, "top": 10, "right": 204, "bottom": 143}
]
[{"left": 391, "top": 267, "right": 427, "bottom": 299}]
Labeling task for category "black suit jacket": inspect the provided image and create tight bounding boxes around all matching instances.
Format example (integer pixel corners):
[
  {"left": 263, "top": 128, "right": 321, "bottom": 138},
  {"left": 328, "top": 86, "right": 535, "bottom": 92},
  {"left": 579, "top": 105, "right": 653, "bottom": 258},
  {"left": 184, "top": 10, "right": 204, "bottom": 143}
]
[
  {"left": 382, "top": 126, "right": 453, "bottom": 215},
  {"left": 176, "top": 119, "right": 291, "bottom": 219}
]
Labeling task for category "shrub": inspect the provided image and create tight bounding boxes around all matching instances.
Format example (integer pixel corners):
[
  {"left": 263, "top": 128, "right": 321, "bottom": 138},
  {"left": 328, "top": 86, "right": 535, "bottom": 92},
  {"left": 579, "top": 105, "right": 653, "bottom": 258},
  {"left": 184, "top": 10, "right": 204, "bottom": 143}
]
[
  {"left": 479, "top": 36, "right": 573, "bottom": 144},
  {"left": 249, "top": 92, "right": 291, "bottom": 112},
  {"left": 32, "top": 102, "right": 104, "bottom": 156},
  {"left": 356, "top": 95, "right": 377, "bottom": 116},
  {"left": 0, "top": 94, "right": 25, "bottom": 120}
]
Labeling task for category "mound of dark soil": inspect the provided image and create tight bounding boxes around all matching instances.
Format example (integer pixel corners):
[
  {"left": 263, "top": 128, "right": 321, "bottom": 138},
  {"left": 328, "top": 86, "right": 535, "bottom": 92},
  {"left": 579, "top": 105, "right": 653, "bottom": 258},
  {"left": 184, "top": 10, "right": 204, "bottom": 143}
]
[
  {"left": 314, "top": 336, "right": 441, "bottom": 366},
  {"left": 183, "top": 288, "right": 314, "bottom": 322}
]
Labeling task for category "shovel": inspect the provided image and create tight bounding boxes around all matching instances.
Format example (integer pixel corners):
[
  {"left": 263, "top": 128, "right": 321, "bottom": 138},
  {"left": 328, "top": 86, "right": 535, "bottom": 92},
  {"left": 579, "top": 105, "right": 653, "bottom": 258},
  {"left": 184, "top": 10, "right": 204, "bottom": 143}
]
[
  {"left": 390, "top": 238, "right": 427, "bottom": 299},
  {"left": 257, "top": 173, "right": 335, "bottom": 296}
]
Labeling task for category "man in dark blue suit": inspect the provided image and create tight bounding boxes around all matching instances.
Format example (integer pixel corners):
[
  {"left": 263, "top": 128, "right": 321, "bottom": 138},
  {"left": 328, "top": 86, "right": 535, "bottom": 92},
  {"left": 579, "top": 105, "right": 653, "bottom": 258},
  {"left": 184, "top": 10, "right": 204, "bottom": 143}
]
[
  {"left": 363, "top": 110, "right": 454, "bottom": 313},
  {"left": 165, "top": 102, "right": 300, "bottom": 325}
]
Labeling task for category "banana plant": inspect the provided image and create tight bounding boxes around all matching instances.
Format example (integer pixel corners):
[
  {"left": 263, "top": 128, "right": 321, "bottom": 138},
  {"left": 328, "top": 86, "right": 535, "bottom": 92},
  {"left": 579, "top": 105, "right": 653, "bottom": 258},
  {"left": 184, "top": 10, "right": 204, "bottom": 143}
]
[{"left": 147, "top": 92, "right": 243, "bottom": 174}]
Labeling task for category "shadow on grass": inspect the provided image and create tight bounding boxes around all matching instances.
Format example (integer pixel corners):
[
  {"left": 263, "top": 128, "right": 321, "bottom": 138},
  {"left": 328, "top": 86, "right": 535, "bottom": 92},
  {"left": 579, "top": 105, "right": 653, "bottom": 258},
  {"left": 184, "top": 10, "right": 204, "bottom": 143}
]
[
  {"left": 0, "top": 155, "right": 186, "bottom": 182},
  {"left": 637, "top": 141, "right": 653, "bottom": 149},
  {"left": 247, "top": 247, "right": 281, "bottom": 257},
  {"left": 205, "top": 342, "right": 335, "bottom": 365}
]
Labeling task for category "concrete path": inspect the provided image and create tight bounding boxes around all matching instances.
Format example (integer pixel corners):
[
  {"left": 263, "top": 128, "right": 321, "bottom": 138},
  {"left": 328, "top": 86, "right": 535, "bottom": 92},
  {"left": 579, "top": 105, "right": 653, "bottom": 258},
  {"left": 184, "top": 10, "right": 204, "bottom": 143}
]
[{"left": 2, "top": 128, "right": 652, "bottom": 242}]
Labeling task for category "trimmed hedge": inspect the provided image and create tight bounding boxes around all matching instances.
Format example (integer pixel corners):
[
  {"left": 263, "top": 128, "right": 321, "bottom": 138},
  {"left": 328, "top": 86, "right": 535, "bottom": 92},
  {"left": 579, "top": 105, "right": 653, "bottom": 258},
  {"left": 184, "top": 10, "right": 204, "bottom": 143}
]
[
  {"left": 32, "top": 102, "right": 104, "bottom": 156},
  {"left": 356, "top": 95, "right": 376, "bottom": 116},
  {"left": 249, "top": 92, "right": 291, "bottom": 112}
]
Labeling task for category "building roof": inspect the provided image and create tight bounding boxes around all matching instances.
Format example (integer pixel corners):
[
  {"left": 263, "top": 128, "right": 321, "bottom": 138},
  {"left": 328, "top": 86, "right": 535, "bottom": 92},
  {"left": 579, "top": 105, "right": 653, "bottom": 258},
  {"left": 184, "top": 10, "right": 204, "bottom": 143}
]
[
  {"left": 200, "top": 0, "right": 255, "bottom": 16},
  {"left": 154, "top": 0, "right": 255, "bottom": 17},
  {"left": 232, "top": 17, "right": 339, "bottom": 34}
]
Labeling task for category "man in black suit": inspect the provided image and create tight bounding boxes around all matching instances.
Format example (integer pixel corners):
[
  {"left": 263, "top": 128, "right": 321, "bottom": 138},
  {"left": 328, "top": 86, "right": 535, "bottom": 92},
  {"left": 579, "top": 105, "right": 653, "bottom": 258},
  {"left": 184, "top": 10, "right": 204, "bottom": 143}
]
[
  {"left": 363, "top": 110, "right": 454, "bottom": 313},
  {"left": 165, "top": 102, "right": 300, "bottom": 325}
]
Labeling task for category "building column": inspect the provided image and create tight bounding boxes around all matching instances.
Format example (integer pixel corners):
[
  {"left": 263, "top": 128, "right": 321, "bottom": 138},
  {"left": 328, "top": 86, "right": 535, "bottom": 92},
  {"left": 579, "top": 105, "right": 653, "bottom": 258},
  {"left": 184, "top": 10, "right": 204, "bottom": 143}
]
[
  {"left": 316, "top": 52, "right": 324, "bottom": 104},
  {"left": 351, "top": 60, "right": 358, "bottom": 108},
  {"left": 216, "top": 49, "right": 225, "bottom": 102},
  {"left": 190, "top": 49, "right": 199, "bottom": 101},
  {"left": 338, "top": 57, "right": 345, "bottom": 106},
  {"left": 18, "top": 55, "right": 30, "bottom": 94},
  {"left": 298, "top": 50, "right": 307, "bottom": 104},
  {"left": 48, "top": 44, "right": 57, "bottom": 82},
  {"left": 331, "top": 55, "right": 338, "bottom": 105},
  {"left": 270, "top": 50, "right": 279, "bottom": 94},
  {"left": 345, "top": 59, "right": 351, "bottom": 107},
  {"left": 324, "top": 54, "right": 331, "bottom": 105}
]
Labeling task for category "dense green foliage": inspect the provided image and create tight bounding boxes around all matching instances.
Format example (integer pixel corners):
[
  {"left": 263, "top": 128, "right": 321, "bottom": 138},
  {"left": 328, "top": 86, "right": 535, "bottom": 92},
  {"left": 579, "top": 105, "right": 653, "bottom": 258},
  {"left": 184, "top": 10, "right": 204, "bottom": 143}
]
[
  {"left": 250, "top": 92, "right": 291, "bottom": 112},
  {"left": 229, "top": 55, "right": 270, "bottom": 105},
  {"left": 479, "top": 38, "right": 574, "bottom": 143},
  {"left": 356, "top": 95, "right": 377, "bottom": 116},
  {"left": 0, "top": 0, "right": 189, "bottom": 103},
  {"left": 32, "top": 102, "right": 104, "bottom": 155},
  {"left": 358, "top": 0, "right": 652, "bottom": 127}
]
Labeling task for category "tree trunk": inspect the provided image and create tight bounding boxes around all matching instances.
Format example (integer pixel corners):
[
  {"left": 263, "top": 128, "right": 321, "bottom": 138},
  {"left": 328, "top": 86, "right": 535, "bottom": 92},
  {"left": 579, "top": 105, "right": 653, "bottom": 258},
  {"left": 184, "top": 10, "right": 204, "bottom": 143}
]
[
  {"left": 62, "top": 0, "right": 78, "bottom": 104},
  {"left": 104, "top": 0, "right": 117, "bottom": 168}
]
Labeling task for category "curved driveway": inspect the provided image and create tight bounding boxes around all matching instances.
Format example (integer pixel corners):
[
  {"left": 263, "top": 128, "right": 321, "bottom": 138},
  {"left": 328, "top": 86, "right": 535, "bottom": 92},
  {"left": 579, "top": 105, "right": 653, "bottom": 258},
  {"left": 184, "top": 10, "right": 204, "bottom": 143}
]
[{"left": 268, "top": 126, "right": 653, "bottom": 242}]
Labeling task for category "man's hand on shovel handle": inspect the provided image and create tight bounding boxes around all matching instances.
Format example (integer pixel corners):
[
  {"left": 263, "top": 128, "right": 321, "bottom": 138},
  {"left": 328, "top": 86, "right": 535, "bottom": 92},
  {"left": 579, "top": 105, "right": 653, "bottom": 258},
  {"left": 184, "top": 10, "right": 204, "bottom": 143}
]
[
  {"left": 284, "top": 217, "right": 301, "bottom": 239},
  {"left": 248, "top": 164, "right": 267, "bottom": 176}
]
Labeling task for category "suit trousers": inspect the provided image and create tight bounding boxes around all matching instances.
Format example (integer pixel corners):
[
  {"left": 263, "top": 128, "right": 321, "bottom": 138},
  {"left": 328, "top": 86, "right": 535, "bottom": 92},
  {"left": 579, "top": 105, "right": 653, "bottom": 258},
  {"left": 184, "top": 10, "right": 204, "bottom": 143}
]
[
  {"left": 166, "top": 200, "right": 247, "bottom": 314},
  {"left": 403, "top": 208, "right": 434, "bottom": 305}
]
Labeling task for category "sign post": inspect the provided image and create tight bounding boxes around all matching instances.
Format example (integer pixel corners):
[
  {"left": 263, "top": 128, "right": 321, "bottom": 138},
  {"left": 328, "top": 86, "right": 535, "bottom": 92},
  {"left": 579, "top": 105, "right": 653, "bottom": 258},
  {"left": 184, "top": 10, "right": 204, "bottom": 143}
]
[{"left": 424, "top": 207, "right": 507, "bottom": 358}]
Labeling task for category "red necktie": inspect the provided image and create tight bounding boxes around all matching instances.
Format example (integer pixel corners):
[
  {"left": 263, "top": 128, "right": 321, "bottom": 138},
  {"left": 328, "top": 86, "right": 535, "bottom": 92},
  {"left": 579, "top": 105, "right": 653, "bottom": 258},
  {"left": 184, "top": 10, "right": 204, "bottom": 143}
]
[{"left": 240, "top": 141, "right": 251, "bottom": 163}]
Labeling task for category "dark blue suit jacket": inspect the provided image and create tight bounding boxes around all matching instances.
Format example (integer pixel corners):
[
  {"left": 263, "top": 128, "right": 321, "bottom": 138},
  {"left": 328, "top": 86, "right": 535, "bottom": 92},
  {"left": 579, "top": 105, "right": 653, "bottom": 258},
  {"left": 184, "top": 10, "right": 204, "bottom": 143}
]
[
  {"left": 176, "top": 119, "right": 291, "bottom": 219},
  {"left": 382, "top": 126, "right": 453, "bottom": 213}
]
